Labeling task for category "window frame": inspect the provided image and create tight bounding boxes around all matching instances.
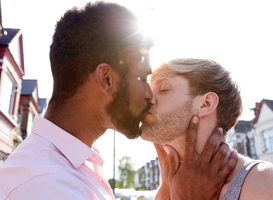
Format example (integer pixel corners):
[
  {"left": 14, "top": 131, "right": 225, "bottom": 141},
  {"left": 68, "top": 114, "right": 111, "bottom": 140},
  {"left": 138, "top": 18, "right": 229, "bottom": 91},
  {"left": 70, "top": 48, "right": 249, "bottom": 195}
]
[
  {"left": 0, "top": 70, "right": 17, "bottom": 117},
  {"left": 262, "top": 128, "right": 273, "bottom": 153}
]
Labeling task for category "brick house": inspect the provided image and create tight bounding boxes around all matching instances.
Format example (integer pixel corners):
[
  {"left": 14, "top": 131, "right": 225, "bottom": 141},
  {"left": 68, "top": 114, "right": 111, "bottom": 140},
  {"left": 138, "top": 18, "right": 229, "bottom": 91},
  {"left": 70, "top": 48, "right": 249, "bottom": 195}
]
[{"left": 0, "top": 28, "right": 25, "bottom": 162}]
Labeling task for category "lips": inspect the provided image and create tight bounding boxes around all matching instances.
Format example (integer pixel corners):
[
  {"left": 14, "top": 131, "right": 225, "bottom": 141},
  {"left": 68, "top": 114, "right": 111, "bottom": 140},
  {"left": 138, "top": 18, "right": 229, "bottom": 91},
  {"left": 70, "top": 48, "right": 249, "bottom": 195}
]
[
  {"left": 146, "top": 109, "right": 154, "bottom": 115},
  {"left": 143, "top": 110, "right": 153, "bottom": 119},
  {"left": 142, "top": 112, "right": 149, "bottom": 119}
]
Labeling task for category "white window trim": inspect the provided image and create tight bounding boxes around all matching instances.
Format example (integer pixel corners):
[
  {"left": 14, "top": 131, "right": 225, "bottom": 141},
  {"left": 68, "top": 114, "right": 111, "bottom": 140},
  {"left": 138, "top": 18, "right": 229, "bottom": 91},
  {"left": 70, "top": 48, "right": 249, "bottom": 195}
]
[
  {"left": 0, "top": 67, "right": 17, "bottom": 118},
  {"left": 262, "top": 128, "right": 273, "bottom": 153}
]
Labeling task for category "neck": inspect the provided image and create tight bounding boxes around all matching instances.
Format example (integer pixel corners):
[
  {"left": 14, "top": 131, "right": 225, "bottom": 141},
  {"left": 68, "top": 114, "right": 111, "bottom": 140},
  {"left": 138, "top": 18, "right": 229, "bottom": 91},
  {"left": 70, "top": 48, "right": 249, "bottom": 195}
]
[
  {"left": 167, "top": 117, "right": 218, "bottom": 160},
  {"left": 44, "top": 99, "right": 107, "bottom": 148},
  {"left": 166, "top": 119, "right": 250, "bottom": 186}
]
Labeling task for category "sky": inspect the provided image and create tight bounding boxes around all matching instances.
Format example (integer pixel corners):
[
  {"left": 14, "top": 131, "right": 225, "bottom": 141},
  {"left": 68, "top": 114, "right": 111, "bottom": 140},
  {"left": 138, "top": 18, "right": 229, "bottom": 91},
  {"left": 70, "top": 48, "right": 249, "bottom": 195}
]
[{"left": 2, "top": 0, "right": 273, "bottom": 179}]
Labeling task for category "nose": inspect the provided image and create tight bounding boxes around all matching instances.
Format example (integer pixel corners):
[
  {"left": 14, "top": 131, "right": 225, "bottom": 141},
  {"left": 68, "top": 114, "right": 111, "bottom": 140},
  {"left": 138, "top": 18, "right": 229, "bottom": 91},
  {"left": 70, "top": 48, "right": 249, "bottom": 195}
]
[
  {"left": 149, "top": 94, "right": 156, "bottom": 105},
  {"left": 144, "top": 83, "right": 157, "bottom": 105},
  {"left": 144, "top": 83, "right": 153, "bottom": 103}
]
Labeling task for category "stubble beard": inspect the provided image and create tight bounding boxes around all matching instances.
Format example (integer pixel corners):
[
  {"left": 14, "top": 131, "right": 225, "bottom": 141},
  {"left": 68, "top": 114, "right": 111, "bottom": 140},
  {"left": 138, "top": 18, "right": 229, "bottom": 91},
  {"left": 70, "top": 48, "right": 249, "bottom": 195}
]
[
  {"left": 106, "top": 79, "right": 151, "bottom": 139},
  {"left": 141, "top": 99, "right": 194, "bottom": 145}
]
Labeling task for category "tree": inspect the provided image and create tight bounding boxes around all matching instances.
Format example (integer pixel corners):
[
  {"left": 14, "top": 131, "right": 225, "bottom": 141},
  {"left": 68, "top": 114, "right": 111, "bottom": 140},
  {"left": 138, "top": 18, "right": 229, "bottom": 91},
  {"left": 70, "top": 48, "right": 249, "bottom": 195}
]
[
  {"left": 108, "top": 178, "right": 123, "bottom": 190},
  {"left": 117, "top": 156, "right": 136, "bottom": 188}
]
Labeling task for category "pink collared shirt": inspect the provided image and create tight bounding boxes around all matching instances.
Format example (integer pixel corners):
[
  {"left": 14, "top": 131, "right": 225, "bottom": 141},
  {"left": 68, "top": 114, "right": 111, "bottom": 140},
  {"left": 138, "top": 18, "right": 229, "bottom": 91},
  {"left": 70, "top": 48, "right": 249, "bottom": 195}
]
[{"left": 0, "top": 117, "right": 115, "bottom": 200}]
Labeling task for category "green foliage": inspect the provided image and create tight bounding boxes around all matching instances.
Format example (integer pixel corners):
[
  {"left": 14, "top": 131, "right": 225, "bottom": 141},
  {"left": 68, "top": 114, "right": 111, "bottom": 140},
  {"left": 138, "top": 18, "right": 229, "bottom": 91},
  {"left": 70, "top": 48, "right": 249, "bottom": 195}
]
[
  {"left": 108, "top": 178, "right": 123, "bottom": 189},
  {"left": 115, "top": 179, "right": 124, "bottom": 188},
  {"left": 135, "top": 184, "right": 145, "bottom": 191},
  {"left": 13, "top": 134, "right": 21, "bottom": 148},
  {"left": 108, "top": 178, "right": 115, "bottom": 189},
  {"left": 118, "top": 156, "right": 136, "bottom": 188}
]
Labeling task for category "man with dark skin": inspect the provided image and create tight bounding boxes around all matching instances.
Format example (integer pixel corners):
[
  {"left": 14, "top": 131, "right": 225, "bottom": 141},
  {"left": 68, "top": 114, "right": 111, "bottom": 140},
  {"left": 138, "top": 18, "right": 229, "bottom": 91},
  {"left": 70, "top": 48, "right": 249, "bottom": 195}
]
[{"left": 0, "top": 2, "right": 237, "bottom": 199}]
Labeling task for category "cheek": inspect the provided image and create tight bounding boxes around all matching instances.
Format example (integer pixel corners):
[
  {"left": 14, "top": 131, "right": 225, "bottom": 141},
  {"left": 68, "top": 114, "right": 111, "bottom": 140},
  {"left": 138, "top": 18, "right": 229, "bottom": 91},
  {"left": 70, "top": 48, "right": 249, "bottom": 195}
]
[
  {"left": 129, "top": 83, "right": 147, "bottom": 112},
  {"left": 130, "top": 92, "right": 145, "bottom": 105},
  {"left": 130, "top": 82, "right": 144, "bottom": 99},
  {"left": 157, "top": 96, "right": 178, "bottom": 110}
]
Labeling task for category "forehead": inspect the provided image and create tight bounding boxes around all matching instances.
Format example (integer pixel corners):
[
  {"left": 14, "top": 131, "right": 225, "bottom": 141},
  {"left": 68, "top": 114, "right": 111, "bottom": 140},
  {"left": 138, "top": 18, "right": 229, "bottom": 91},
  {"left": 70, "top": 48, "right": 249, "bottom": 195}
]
[
  {"left": 129, "top": 48, "right": 152, "bottom": 75},
  {"left": 151, "top": 75, "right": 189, "bottom": 88}
]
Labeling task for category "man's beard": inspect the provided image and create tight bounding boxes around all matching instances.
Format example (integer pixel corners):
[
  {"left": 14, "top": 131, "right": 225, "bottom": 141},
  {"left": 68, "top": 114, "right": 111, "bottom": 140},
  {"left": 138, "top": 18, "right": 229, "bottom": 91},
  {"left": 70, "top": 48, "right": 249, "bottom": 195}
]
[
  {"left": 106, "top": 79, "right": 151, "bottom": 139},
  {"left": 141, "top": 99, "right": 193, "bottom": 145}
]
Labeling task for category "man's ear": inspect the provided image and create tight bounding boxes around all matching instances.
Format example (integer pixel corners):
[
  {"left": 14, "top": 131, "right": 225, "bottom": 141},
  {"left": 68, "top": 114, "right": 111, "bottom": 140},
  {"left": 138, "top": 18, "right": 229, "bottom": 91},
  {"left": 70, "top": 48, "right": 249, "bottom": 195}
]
[
  {"left": 95, "top": 63, "right": 114, "bottom": 94},
  {"left": 197, "top": 92, "right": 219, "bottom": 118}
]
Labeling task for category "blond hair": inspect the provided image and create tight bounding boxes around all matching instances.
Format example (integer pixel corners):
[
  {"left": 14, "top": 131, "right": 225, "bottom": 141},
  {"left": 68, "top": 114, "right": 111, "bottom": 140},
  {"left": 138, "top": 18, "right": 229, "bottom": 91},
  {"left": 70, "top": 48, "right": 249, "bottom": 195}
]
[{"left": 151, "top": 58, "right": 243, "bottom": 132}]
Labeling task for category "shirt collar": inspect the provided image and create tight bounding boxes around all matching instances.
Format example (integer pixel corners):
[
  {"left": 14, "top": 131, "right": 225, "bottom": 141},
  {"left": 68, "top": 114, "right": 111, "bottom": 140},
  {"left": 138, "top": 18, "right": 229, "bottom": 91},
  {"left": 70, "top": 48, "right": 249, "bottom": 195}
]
[{"left": 31, "top": 117, "right": 104, "bottom": 168}]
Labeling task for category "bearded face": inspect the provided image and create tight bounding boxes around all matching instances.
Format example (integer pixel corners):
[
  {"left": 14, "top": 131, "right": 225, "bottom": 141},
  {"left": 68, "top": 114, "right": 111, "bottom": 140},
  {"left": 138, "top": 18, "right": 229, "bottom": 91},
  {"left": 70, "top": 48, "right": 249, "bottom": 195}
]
[
  {"left": 106, "top": 77, "right": 151, "bottom": 139},
  {"left": 141, "top": 99, "right": 194, "bottom": 145},
  {"left": 140, "top": 75, "right": 196, "bottom": 145}
]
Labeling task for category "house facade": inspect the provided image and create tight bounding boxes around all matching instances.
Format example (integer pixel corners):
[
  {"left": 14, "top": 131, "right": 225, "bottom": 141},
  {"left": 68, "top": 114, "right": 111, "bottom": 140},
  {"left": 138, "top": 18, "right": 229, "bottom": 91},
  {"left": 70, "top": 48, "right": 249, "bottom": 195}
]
[
  {"left": 0, "top": 28, "right": 25, "bottom": 162},
  {"left": 17, "top": 79, "right": 42, "bottom": 139},
  {"left": 227, "top": 120, "right": 257, "bottom": 159},
  {"left": 137, "top": 157, "right": 161, "bottom": 190},
  {"left": 252, "top": 99, "right": 273, "bottom": 162}
]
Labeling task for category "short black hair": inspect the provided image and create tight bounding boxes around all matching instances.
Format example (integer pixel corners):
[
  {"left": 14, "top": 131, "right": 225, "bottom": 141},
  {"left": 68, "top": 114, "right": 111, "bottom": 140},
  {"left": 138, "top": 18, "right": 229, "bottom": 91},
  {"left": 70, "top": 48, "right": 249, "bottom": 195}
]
[{"left": 49, "top": 1, "right": 153, "bottom": 106}]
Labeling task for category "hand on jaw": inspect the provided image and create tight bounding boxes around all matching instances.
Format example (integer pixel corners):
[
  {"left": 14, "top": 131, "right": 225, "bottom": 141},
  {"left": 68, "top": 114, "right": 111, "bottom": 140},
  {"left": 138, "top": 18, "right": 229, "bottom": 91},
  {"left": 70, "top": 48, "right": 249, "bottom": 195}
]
[{"left": 154, "top": 116, "right": 238, "bottom": 200}]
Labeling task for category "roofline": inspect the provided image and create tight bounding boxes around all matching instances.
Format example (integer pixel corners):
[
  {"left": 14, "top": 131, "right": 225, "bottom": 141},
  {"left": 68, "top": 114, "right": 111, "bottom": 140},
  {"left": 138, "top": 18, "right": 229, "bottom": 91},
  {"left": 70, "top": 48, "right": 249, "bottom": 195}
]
[
  {"left": 264, "top": 99, "right": 273, "bottom": 112},
  {"left": 20, "top": 79, "right": 38, "bottom": 97},
  {"left": 0, "top": 46, "right": 25, "bottom": 79},
  {"left": 252, "top": 100, "right": 263, "bottom": 124},
  {"left": 0, "top": 29, "right": 23, "bottom": 46},
  {"left": 252, "top": 99, "right": 273, "bottom": 124}
]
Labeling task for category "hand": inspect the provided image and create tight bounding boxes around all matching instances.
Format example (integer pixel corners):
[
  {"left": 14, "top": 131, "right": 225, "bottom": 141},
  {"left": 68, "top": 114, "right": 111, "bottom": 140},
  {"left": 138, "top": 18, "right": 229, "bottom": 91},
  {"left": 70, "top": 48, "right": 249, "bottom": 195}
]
[{"left": 165, "top": 116, "right": 238, "bottom": 200}]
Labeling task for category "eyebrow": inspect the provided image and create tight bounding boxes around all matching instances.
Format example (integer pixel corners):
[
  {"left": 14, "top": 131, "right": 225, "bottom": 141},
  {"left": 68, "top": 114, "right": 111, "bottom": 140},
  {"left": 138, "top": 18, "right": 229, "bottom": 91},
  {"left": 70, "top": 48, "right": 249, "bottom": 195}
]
[{"left": 152, "top": 78, "right": 172, "bottom": 86}]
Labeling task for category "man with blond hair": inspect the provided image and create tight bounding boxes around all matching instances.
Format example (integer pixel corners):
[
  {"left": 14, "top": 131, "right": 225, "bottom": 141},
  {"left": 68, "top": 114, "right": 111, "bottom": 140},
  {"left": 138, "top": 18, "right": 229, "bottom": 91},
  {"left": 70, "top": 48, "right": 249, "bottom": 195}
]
[
  {"left": 0, "top": 2, "right": 237, "bottom": 200},
  {"left": 141, "top": 58, "right": 273, "bottom": 200}
]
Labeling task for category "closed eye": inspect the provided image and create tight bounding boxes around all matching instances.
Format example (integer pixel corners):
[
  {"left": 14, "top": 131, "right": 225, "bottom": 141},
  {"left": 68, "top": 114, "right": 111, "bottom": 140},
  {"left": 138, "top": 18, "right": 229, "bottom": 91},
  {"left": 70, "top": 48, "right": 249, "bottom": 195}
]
[{"left": 160, "top": 84, "right": 171, "bottom": 92}]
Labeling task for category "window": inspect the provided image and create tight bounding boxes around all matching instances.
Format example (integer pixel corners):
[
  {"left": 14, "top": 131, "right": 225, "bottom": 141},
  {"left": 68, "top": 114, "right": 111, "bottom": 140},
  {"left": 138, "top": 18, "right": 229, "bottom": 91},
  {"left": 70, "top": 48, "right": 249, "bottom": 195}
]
[
  {"left": 17, "top": 105, "right": 23, "bottom": 128},
  {"left": 154, "top": 168, "right": 158, "bottom": 181},
  {"left": 0, "top": 71, "right": 16, "bottom": 116},
  {"left": 141, "top": 174, "right": 145, "bottom": 182},
  {"left": 0, "top": 120, "right": 11, "bottom": 139},
  {"left": 150, "top": 170, "right": 153, "bottom": 182},
  {"left": 262, "top": 128, "right": 273, "bottom": 152},
  {"left": 27, "top": 111, "right": 35, "bottom": 136},
  {"left": 249, "top": 137, "right": 257, "bottom": 158},
  {"left": 9, "top": 37, "right": 21, "bottom": 69}
]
